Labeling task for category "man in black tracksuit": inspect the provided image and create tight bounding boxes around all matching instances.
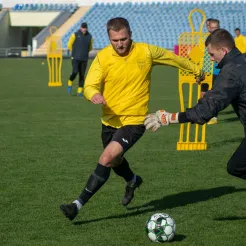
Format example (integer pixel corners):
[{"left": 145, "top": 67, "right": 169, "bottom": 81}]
[
  {"left": 67, "top": 22, "right": 93, "bottom": 96},
  {"left": 145, "top": 29, "right": 246, "bottom": 180}
]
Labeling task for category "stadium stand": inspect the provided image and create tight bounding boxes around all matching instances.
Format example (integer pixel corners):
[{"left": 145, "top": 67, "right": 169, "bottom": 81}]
[
  {"left": 1, "top": 0, "right": 246, "bottom": 55},
  {"left": 61, "top": 1, "right": 246, "bottom": 50}
]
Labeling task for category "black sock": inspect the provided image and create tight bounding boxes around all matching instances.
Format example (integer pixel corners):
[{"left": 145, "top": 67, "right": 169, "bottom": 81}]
[
  {"left": 78, "top": 164, "right": 111, "bottom": 205},
  {"left": 113, "top": 158, "right": 134, "bottom": 182}
]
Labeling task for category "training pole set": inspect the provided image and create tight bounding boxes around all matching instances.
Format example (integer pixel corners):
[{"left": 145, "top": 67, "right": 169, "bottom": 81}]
[{"left": 177, "top": 9, "right": 213, "bottom": 150}]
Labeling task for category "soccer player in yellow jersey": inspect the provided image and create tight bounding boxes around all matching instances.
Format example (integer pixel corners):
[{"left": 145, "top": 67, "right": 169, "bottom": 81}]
[
  {"left": 234, "top": 28, "right": 246, "bottom": 54},
  {"left": 60, "top": 17, "right": 204, "bottom": 221}
]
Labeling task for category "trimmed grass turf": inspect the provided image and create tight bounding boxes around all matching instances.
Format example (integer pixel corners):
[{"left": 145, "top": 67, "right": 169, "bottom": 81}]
[{"left": 0, "top": 58, "right": 246, "bottom": 246}]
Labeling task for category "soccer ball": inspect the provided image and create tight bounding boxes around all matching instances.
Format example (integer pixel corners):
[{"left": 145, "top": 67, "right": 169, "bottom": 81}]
[{"left": 145, "top": 213, "right": 176, "bottom": 243}]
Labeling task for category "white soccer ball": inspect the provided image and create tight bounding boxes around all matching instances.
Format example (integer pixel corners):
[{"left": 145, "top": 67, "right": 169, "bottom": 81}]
[{"left": 145, "top": 213, "right": 176, "bottom": 243}]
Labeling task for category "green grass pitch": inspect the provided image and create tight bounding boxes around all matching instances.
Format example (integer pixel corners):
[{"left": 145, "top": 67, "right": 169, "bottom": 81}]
[{"left": 0, "top": 58, "right": 246, "bottom": 246}]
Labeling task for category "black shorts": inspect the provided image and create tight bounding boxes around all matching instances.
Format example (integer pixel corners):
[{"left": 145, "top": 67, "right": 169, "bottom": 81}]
[{"left": 101, "top": 124, "right": 145, "bottom": 153}]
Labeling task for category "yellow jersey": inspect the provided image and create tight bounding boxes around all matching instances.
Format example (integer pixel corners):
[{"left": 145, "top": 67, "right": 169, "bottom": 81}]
[
  {"left": 84, "top": 42, "right": 202, "bottom": 128},
  {"left": 235, "top": 35, "right": 246, "bottom": 53}
]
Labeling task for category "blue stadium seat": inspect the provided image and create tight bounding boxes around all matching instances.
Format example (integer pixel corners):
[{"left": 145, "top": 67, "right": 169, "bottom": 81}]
[
  {"left": 24, "top": 4, "right": 29, "bottom": 10},
  {"left": 37, "top": 4, "right": 42, "bottom": 11},
  {"left": 61, "top": 1, "right": 246, "bottom": 49},
  {"left": 20, "top": 4, "right": 24, "bottom": 11},
  {"left": 34, "top": 4, "right": 38, "bottom": 11},
  {"left": 49, "top": 4, "right": 53, "bottom": 10},
  {"left": 11, "top": 2, "right": 71, "bottom": 12},
  {"left": 59, "top": 4, "right": 65, "bottom": 11}
]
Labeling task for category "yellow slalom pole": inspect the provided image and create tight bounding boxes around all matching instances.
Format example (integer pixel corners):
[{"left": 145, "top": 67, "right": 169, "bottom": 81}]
[
  {"left": 55, "top": 57, "right": 58, "bottom": 83},
  {"left": 186, "top": 83, "right": 193, "bottom": 143},
  {"left": 47, "top": 57, "right": 51, "bottom": 86},
  {"left": 51, "top": 57, "right": 54, "bottom": 83},
  {"left": 59, "top": 57, "right": 62, "bottom": 85}
]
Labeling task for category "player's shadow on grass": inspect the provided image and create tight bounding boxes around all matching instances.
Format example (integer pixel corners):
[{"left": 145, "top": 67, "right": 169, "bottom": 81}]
[
  {"left": 74, "top": 186, "right": 246, "bottom": 226},
  {"left": 220, "top": 117, "right": 238, "bottom": 123},
  {"left": 219, "top": 110, "right": 235, "bottom": 115},
  {"left": 214, "top": 216, "right": 246, "bottom": 221},
  {"left": 171, "top": 234, "right": 186, "bottom": 242},
  {"left": 126, "top": 186, "right": 245, "bottom": 212}
]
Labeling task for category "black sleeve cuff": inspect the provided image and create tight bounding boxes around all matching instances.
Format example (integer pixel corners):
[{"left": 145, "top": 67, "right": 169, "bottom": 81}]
[{"left": 178, "top": 112, "right": 191, "bottom": 123}]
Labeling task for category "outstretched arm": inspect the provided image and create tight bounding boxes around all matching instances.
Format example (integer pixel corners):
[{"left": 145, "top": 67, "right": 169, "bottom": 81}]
[
  {"left": 145, "top": 67, "right": 240, "bottom": 131},
  {"left": 148, "top": 44, "right": 204, "bottom": 83}
]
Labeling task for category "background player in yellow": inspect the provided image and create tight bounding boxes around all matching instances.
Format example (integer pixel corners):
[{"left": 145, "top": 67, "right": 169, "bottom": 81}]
[
  {"left": 145, "top": 29, "right": 246, "bottom": 180},
  {"left": 60, "top": 17, "right": 204, "bottom": 221},
  {"left": 234, "top": 28, "right": 246, "bottom": 54},
  {"left": 67, "top": 22, "right": 93, "bottom": 97}
]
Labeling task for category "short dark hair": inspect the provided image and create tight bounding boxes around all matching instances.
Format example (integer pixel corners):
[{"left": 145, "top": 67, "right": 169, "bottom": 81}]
[
  {"left": 206, "top": 18, "right": 213, "bottom": 23},
  {"left": 209, "top": 19, "right": 220, "bottom": 27},
  {"left": 205, "top": 29, "right": 235, "bottom": 50},
  {"left": 235, "top": 28, "right": 241, "bottom": 32},
  {"left": 107, "top": 17, "right": 131, "bottom": 35}
]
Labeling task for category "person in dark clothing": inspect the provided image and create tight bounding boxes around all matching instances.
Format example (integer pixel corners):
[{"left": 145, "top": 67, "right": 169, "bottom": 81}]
[
  {"left": 67, "top": 22, "right": 93, "bottom": 97},
  {"left": 145, "top": 29, "right": 246, "bottom": 180}
]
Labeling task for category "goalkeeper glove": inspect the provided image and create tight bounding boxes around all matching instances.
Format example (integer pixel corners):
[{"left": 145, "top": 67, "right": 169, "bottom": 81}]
[{"left": 144, "top": 110, "right": 179, "bottom": 132}]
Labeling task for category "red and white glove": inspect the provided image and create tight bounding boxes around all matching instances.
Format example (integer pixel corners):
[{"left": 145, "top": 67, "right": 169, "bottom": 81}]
[{"left": 144, "top": 110, "right": 179, "bottom": 132}]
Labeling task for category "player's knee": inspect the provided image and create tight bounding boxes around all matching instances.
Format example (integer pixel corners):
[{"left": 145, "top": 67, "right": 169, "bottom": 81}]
[
  {"left": 99, "top": 154, "right": 113, "bottom": 167},
  {"left": 99, "top": 153, "right": 121, "bottom": 167}
]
